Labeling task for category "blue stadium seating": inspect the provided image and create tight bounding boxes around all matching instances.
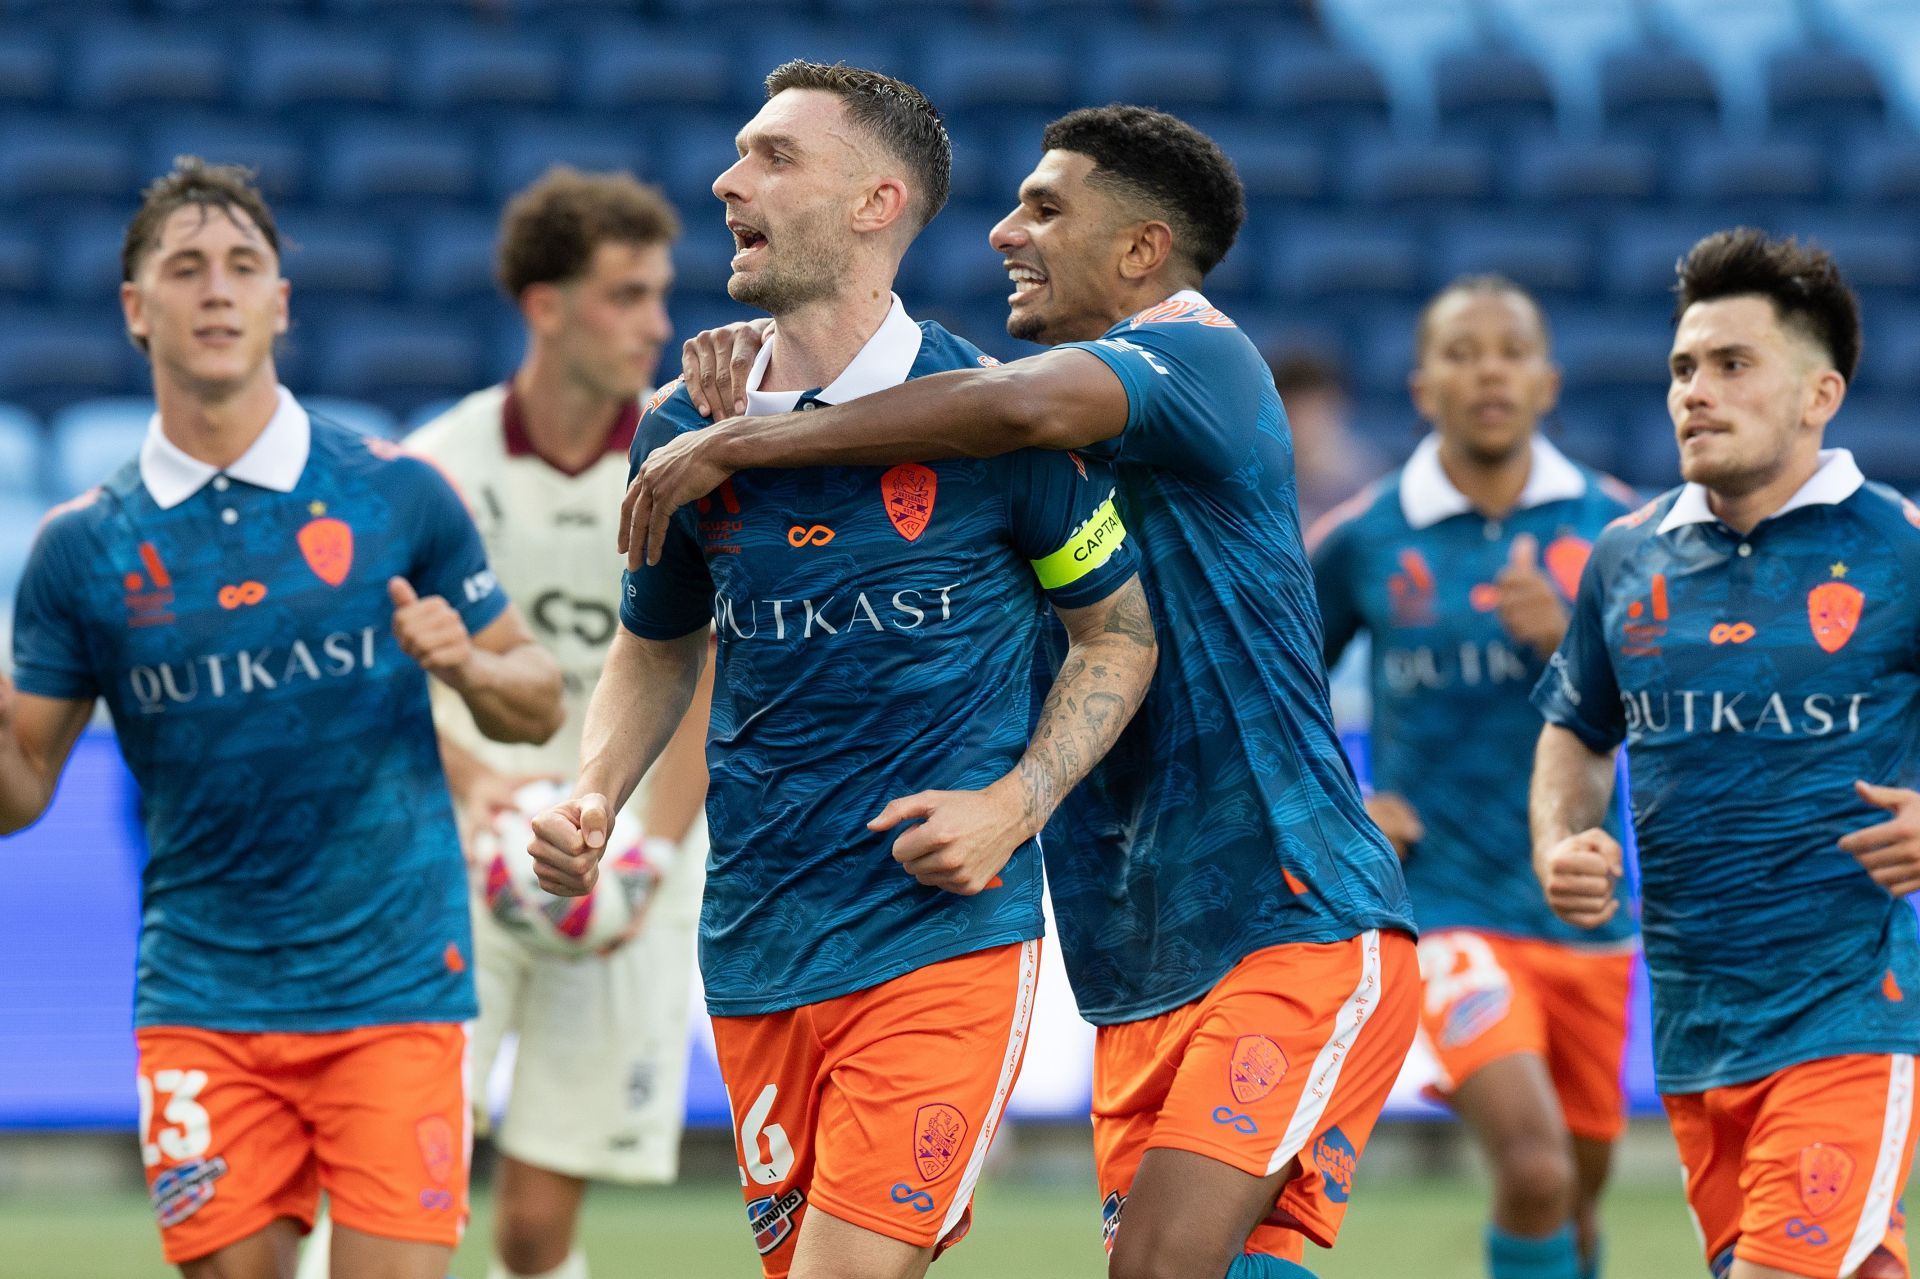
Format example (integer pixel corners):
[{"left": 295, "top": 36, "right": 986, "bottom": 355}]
[
  {"left": 322, "top": 123, "right": 479, "bottom": 204},
  {"left": 0, "top": 311, "right": 136, "bottom": 412},
  {"left": 1599, "top": 46, "right": 1719, "bottom": 138},
  {"left": 0, "top": 32, "right": 58, "bottom": 106},
  {"left": 577, "top": 29, "right": 736, "bottom": 110},
  {"left": 0, "top": 125, "right": 134, "bottom": 204},
  {"left": 1342, "top": 137, "right": 1496, "bottom": 206},
  {"left": 49, "top": 399, "right": 151, "bottom": 496},
  {"left": 405, "top": 212, "right": 499, "bottom": 302},
  {"left": 277, "top": 215, "right": 402, "bottom": 297},
  {"left": 1271, "top": 221, "right": 1427, "bottom": 302},
  {"left": 0, "top": 404, "right": 43, "bottom": 500},
  {"left": 0, "top": 224, "right": 40, "bottom": 299},
  {"left": 1203, "top": 126, "right": 1325, "bottom": 202},
  {"left": 1767, "top": 47, "right": 1887, "bottom": 136},
  {"left": 1836, "top": 135, "right": 1920, "bottom": 206},
  {"left": 68, "top": 26, "right": 228, "bottom": 110},
  {"left": 1854, "top": 301, "right": 1920, "bottom": 392},
  {"left": 1242, "top": 41, "right": 1392, "bottom": 132},
  {"left": 404, "top": 397, "right": 462, "bottom": 433},
  {"left": 1603, "top": 214, "right": 1745, "bottom": 299},
  {"left": 145, "top": 118, "right": 307, "bottom": 200},
  {"left": 1480, "top": 0, "right": 1646, "bottom": 138},
  {"left": 1825, "top": 394, "right": 1919, "bottom": 487},
  {"left": 1550, "top": 305, "right": 1674, "bottom": 393},
  {"left": 240, "top": 24, "right": 397, "bottom": 111},
  {"left": 0, "top": 494, "right": 46, "bottom": 607},
  {"left": 48, "top": 215, "right": 129, "bottom": 305},
  {"left": 410, "top": 28, "right": 566, "bottom": 112},
  {"left": 1317, "top": 0, "right": 1484, "bottom": 135},
  {"left": 1646, "top": 0, "right": 1805, "bottom": 134},
  {"left": 303, "top": 396, "right": 400, "bottom": 438},
  {"left": 1668, "top": 139, "right": 1826, "bottom": 205},
  {"left": 657, "top": 115, "right": 746, "bottom": 211},
  {"left": 913, "top": 35, "right": 1073, "bottom": 118},
  {"left": 488, "top": 121, "right": 649, "bottom": 202},
  {"left": 312, "top": 307, "right": 484, "bottom": 403},
  {"left": 903, "top": 210, "right": 1014, "bottom": 302},
  {"left": 1815, "top": 0, "right": 1920, "bottom": 131},
  {"left": 1433, "top": 50, "right": 1557, "bottom": 137},
  {"left": 1079, "top": 32, "right": 1240, "bottom": 112},
  {"left": 1435, "top": 217, "right": 1592, "bottom": 295},
  {"left": 733, "top": 27, "right": 909, "bottom": 108},
  {"left": 1507, "top": 138, "right": 1662, "bottom": 206}
]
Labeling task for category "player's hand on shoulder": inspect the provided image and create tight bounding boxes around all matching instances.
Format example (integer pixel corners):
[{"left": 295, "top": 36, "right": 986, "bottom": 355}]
[
  {"left": 870, "top": 778, "right": 1033, "bottom": 896},
  {"left": 527, "top": 792, "right": 612, "bottom": 898},
  {"left": 682, "top": 318, "right": 772, "bottom": 419},
  {"left": 388, "top": 577, "right": 474, "bottom": 682},
  {"left": 1494, "top": 534, "right": 1570, "bottom": 657},
  {"left": 1364, "top": 792, "right": 1424, "bottom": 861},
  {"left": 622, "top": 428, "right": 738, "bottom": 571},
  {"left": 1534, "top": 827, "right": 1622, "bottom": 929},
  {"left": 1840, "top": 780, "right": 1920, "bottom": 898}
]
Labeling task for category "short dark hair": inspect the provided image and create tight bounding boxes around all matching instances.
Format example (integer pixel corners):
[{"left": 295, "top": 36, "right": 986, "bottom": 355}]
[
  {"left": 763, "top": 59, "right": 951, "bottom": 232},
  {"left": 122, "top": 156, "right": 280, "bottom": 283},
  {"left": 1674, "top": 228, "right": 1861, "bottom": 381},
  {"left": 497, "top": 167, "right": 679, "bottom": 299},
  {"left": 1040, "top": 105, "right": 1245, "bottom": 278},
  {"left": 1414, "top": 274, "right": 1552, "bottom": 360}
]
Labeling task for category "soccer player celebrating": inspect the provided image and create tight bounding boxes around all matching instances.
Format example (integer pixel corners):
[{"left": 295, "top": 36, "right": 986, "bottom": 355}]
[
  {"left": 530, "top": 64, "right": 1157, "bottom": 1279},
  {"left": 0, "top": 158, "right": 562, "bottom": 1278},
  {"left": 629, "top": 106, "right": 1419, "bottom": 1279},
  {"left": 1532, "top": 229, "right": 1920, "bottom": 1279},
  {"left": 1310, "top": 276, "right": 1639, "bottom": 1279}
]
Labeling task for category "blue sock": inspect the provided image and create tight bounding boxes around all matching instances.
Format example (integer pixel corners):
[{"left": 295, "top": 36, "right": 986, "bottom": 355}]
[
  {"left": 1487, "top": 1224, "right": 1579, "bottom": 1279},
  {"left": 1225, "top": 1254, "right": 1317, "bottom": 1278}
]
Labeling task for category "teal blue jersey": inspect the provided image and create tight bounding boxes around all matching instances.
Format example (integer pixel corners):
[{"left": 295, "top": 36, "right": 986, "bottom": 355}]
[
  {"left": 621, "top": 301, "right": 1138, "bottom": 1018},
  {"left": 1311, "top": 435, "right": 1639, "bottom": 946},
  {"left": 1044, "top": 292, "right": 1416, "bottom": 1026},
  {"left": 1534, "top": 450, "right": 1920, "bottom": 1092},
  {"left": 11, "top": 393, "right": 500, "bottom": 1031}
]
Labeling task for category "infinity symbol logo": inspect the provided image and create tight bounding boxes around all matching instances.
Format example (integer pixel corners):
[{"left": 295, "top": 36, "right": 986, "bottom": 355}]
[
  {"left": 1784, "top": 1218, "right": 1829, "bottom": 1244},
  {"left": 889, "top": 1183, "right": 935, "bottom": 1213},
  {"left": 787, "top": 525, "right": 836, "bottom": 547},
  {"left": 1709, "top": 621, "right": 1756, "bottom": 645},
  {"left": 1211, "top": 1106, "right": 1259, "bottom": 1134},
  {"left": 218, "top": 581, "right": 267, "bottom": 609}
]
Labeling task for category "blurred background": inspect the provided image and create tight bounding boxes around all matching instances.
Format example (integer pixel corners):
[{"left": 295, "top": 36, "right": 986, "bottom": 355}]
[{"left": 2, "top": 0, "right": 1917, "bottom": 1274}]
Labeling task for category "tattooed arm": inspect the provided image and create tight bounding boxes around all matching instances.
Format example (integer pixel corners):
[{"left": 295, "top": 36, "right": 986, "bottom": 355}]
[{"left": 870, "top": 575, "right": 1157, "bottom": 895}]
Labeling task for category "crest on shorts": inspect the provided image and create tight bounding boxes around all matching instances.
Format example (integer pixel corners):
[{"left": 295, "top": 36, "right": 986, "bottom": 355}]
[
  {"left": 415, "top": 1115, "right": 455, "bottom": 1187},
  {"left": 747, "top": 1188, "right": 805, "bottom": 1255},
  {"left": 151, "top": 1156, "right": 228, "bottom": 1228},
  {"left": 297, "top": 515, "right": 354, "bottom": 587},
  {"left": 880, "top": 464, "right": 937, "bottom": 542},
  {"left": 1228, "top": 1034, "right": 1289, "bottom": 1105},
  {"left": 913, "top": 1102, "right": 969, "bottom": 1182},
  {"left": 1800, "top": 1144, "right": 1856, "bottom": 1218},
  {"left": 1809, "top": 574, "right": 1864, "bottom": 654}
]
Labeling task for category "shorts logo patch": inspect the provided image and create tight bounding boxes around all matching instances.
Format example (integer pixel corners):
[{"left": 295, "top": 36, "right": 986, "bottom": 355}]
[
  {"left": 913, "top": 1103, "right": 969, "bottom": 1182},
  {"left": 1799, "top": 1143, "right": 1856, "bottom": 1218},
  {"left": 1228, "top": 1034, "right": 1288, "bottom": 1104},
  {"left": 890, "top": 1182, "right": 937, "bottom": 1213},
  {"left": 747, "top": 1188, "right": 805, "bottom": 1255},
  {"left": 1312, "top": 1127, "right": 1358, "bottom": 1205},
  {"left": 297, "top": 516, "right": 354, "bottom": 587},
  {"left": 415, "top": 1116, "right": 455, "bottom": 1187},
  {"left": 1100, "top": 1190, "right": 1127, "bottom": 1254},
  {"left": 151, "top": 1156, "right": 228, "bottom": 1228},
  {"left": 880, "top": 464, "right": 937, "bottom": 541},
  {"left": 1442, "top": 987, "right": 1511, "bottom": 1048}
]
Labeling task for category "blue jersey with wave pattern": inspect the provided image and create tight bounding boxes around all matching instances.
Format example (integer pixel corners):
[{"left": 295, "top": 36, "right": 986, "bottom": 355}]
[
  {"left": 11, "top": 415, "right": 500, "bottom": 1032},
  {"left": 1312, "top": 444, "right": 1638, "bottom": 946},
  {"left": 1533, "top": 453, "right": 1920, "bottom": 1091},
  {"left": 1046, "top": 292, "right": 1415, "bottom": 1025},
  {"left": 622, "top": 321, "right": 1138, "bottom": 1018}
]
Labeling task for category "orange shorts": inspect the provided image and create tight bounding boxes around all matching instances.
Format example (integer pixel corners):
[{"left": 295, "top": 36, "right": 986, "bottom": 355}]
[
  {"left": 134, "top": 1022, "right": 470, "bottom": 1265},
  {"left": 1665, "top": 1054, "right": 1916, "bottom": 1279},
  {"left": 1091, "top": 929, "right": 1419, "bottom": 1261},
  {"left": 1415, "top": 930, "right": 1635, "bottom": 1142},
  {"left": 709, "top": 939, "right": 1039, "bottom": 1279}
]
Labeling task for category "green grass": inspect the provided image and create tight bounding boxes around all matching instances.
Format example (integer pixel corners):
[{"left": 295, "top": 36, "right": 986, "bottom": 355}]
[{"left": 0, "top": 1169, "right": 1705, "bottom": 1278}]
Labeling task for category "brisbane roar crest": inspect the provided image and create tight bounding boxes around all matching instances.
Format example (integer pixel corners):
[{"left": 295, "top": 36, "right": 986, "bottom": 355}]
[
  {"left": 414, "top": 1115, "right": 455, "bottom": 1187},
  {"left": 881, "top": 464, "right": 937, "bottom": 542},
  {"left": 1809, "top": 566, "right": 1864, "bottom": 654},
  {"left": 1544, "top": 535, "right": 1593, "bottom": 599},
  {"left": 913, "top": 1103, "right": 968, "bottom": 1182},
  {"left": 1227, "top": 1035, "right": 1288, "bottom": 1105},
  {"left": 298, "top": 513, "right": 354, "bottom": 587},
  {"left": 1799, "top": 1143, "right": 1856, "bottom": 1218}
]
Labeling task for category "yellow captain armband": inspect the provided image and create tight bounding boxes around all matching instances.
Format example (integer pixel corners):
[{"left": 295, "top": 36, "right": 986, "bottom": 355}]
[{"left": 1032, "top": 497, "right": 1127, "bottom": 590}]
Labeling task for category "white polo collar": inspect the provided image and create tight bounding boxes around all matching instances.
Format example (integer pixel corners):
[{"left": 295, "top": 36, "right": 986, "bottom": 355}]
[
  {"left": 140, "top": 385, "right": 311, "bottom": 510},
  {"left": 742, "top": 294, "right": 923, "bottom": 417},
  {"left": 1655, "top": 448, "right": 1864, "bottom": 534},
  {"left": 1398, "top": 433, "right": 1587, "bottom": 530}
]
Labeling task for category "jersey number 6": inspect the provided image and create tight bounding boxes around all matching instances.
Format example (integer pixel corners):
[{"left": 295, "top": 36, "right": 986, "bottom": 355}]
[{"left": 739, "top": 1083, "right": 795, "bottom": 1186}]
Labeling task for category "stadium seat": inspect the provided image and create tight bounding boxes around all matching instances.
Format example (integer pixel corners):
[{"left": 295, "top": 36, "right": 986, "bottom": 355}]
[
  {"left": 1079, "top": 32, "right": 1240, "bottom": 111},
  {"left": 1433, "top": 50, "right": 1557, "bottom": 137},
  {"left": 914, "top": 33, "right": 1076, "bottom": 116},
  {"left": 1767, "top": 47, "right": 1887, "bottom": 136},
  {"left": 1507, "top": 138, "right": 1662, "bottom": 206},
  {"left": 1479, "top": 0, "right": 1646, "bottom": 138},
  {"left": 1242, "top": 40, "right": 1393, "bottom": 132},
  {"left": 902, "top": 210, "right": 1015, "bottom": 302},
  {"left": 68, "top": 26, "right": 228, "bottom": 110},
  {"left": 1767, "top": 216, "right": 1920, "bottom": 293},
  {"left": 0, "top": 311, "right": 135, "bottom": 410},
  {"left": 312, "top": 308, "right": 483, "bottom": 404},
  {"left": 576, "top": 29, "right": 736, "bottom": 110},
  {"left": 1814, "top": 0, "right": 1920, "bottom": 131},
  {"left": 303, "top": 397, "right": 399, "bottom": 438},
  {"left": 1342, "top": 136, "right": 1496, "bottom": 207},
  {"left": 1203, "top": 126, "right": 1326, "bottom": 202},
  {"left": 48, "top": 214, "right": 129, "bottom": 305},
  {"left": 1602, "top": 215, "right": 1730, "bottom": 299},
  {"left": 322, "top": 123, "right": 480, "bottom": 204},
  {"left": 50, "top": 398, "right": 152, "bottom": 495},
  {"left": 0, "top": 224, "right": 38, "bottom": 298},
  {"left": 0, "top": 124, "right": 133, "bottom": 204},
  {"left": 240, "top": 25, "right": 397, "bottom": 111},
  {"left": 0, "top": 32, "right": 57, "bottom": 106},
  {"left": 1618, "top": 409, "right": 1682, "bottom": 489},
  {"left": 277, "top": 215, "right": 401, "bottom": 297},
  {"left": 658, "top": 116, "right": 748, "bottom": 211},
  {"left": 1826, "top": 394, "right": 1920, "bottom": 488},
  {"left": 0, "top": 494, "right": 44, "bottom": 605},
  {"left": 410, "top": 28, "right": 565, "bottom": 112},
  {"left": 404, "top": 396, "right": 462, "bottom": 433},
  {"left": 0, "top": 403, "right": 42, "bottom": 498},
  {"left": 1316, "top": 0, "right": 1485, "bottom": 135},
  {"left": 1550, "top": 306, "right": 1673, "bottom": 393},
  {"left": 1836, "top": 134, "right": 1920, "bottom": 205},
  {"left": 733, "top": 27, "right": 911, "bottom": 106},
  {"left": 405, "top": 213, "right": 499, "bottom": 302},
  {"left": 486, "top": 121, "right": 648, "bottom": 202},
  {"left": 1669, "top": 139, "right": 1826, "bottom": 205},
  {"left": 670, "top": 221, "right": 739, "bottom": 298},
  {"left": 1599, "top": 46, "right": 1719, "bottom": 138},
  {"left": 1267, "top": 219, "right": 1427, "bottom": 300},
  {"left": 144, "top": 118, "right": 306, "bottom": 200},
  {"left": 1645, "top": 0, "right": 1806, "bottom": 134},
  {"left": 1435, "top": 217, "right": 1592, "bottom": 295}
]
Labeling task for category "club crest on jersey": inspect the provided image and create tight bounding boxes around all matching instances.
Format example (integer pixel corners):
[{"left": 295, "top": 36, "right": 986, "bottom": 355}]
[
  {"left": 1388, "top": 549, "right": 1436, "bottom": 625},
  {"left": 1809, "top": 568, "right": 1863, "bottom": 654},
  {"left": 1544, "top": 535, "right": 1593, "bottom": 599},
  {"left": 747, "top": 1188, "right": 805, "bottom": 1255},
  {"left": 415, "top": 1116, "right": 455, "bottom": 1187},
  {"left": 881, "top": 464, "right": 937, "bottom": 541},
  {"left": 1227, "top": 1035, "right": 1288, "bottom": 1104},
  {"left": 1799, "top": 1143, "right": 1856, "bottom": 1218},
  {"left": 298, "top": 516, "right": 353, "bottom": 587},
  {"left": 913, "top": 1103, "right": 968, "bottom": 1182},
  {"left": 151, "top": 1156, "right": 228, "bottom": 1228}
]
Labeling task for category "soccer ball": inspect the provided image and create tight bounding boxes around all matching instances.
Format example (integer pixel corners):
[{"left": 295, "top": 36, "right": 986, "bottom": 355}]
[{"left": 473, "top": 780, "right": 669, "bottom": 957}]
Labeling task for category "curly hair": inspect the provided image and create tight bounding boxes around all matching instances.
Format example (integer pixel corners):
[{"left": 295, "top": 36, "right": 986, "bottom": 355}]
[
  {"left": 1040, "top": 105, "right": 1245, "bottom": 278},
  {"left": 1675, "top": 228, "right": 1861, "bottom": 381},
  {"left": 122, "top": 155, "right": 280, "bottom": 283},
  {"left": 497, "top": 166, "right": 680, "bottom": 299},
  {"left": 764, "top": 59, "right": 951, "bottom": 232}
]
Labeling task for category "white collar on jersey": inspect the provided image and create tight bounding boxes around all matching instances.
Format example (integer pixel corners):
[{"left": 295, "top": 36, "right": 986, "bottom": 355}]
[
  {"left": 1398, "top": 433, "right": 1587, "bottom": 530},
  {"left": 140, "top": 385, "right": 311, "bottom": 511},
  {"left": 1656, "top": 447, "right": 1865, "bottom": 534},
  {"left": 741, "top": 293, "right": 923, "bottom": 417}
]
